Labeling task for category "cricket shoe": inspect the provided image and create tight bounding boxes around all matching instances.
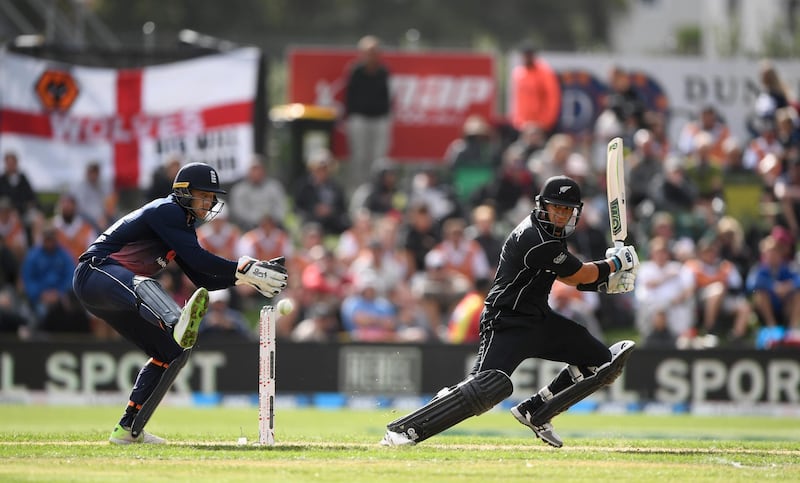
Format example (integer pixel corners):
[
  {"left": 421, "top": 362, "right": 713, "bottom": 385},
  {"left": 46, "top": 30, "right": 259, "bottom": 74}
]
[
  {"left": 379, "top": 430, "right": 417, "bottom": 447},
  {"left": 173, "top": 287, "right": 209, "bottom": 349},
  {"left": 109, "top": 424, "right": 166, "bottom": 445},
  {"left": 510, "top": 405, "right": 563, "bottom": 448}
]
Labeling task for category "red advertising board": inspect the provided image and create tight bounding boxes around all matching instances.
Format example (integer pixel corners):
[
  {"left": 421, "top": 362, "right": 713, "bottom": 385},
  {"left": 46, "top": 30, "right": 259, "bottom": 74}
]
[{"left": 288, "top": 48, "right": 496, "bottom": 162}]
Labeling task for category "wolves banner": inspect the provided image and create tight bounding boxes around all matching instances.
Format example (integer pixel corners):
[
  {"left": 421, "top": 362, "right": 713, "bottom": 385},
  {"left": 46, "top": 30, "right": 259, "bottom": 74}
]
[
  {"left": 0, "top": 47, "right": 262, "bottom": 191},
  {"left": 289, "top": 48, "right": 495, "bottom": 161}
]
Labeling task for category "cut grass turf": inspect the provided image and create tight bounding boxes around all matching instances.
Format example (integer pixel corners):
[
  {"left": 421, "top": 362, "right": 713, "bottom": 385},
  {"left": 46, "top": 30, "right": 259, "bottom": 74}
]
[{"left": 1, "top": 405, "right": 798, "bottom": 482}]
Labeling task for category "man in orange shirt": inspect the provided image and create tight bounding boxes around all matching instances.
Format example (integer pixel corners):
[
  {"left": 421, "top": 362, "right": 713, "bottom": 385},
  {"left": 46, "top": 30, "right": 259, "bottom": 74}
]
[{"left": 510, "top": 43, "right": 561, "bottom": 134}]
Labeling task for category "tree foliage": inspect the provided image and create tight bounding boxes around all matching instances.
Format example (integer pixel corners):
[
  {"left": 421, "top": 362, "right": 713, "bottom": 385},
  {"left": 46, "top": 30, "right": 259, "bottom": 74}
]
[{"left": 92, "top": 0, "right": 626, "bottom": 54}]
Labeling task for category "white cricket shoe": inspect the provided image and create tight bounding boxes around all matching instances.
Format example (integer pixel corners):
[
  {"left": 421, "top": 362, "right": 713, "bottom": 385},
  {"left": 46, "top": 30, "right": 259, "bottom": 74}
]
[
  {"left": 510, "top": 405, "right": 563, "bottom": 448},
  {"left": 379, "top": 430, "right": 416, "bottom": 447},
  {"left": 109, "top": 424, "right": 166, "bottom": 445},
  {"left": 173, "top": 288, "right": 209, "bottom": 349}
]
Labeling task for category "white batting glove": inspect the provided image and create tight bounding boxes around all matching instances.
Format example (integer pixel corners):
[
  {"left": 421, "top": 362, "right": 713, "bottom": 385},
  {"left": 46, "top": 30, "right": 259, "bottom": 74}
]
[
  {"left": 606, "top": 268, "right": 637, "bottom": 294},
  {"left": 606, "top": 245, "right": 639, "bottom": 272},
  {"left": 235, "top": 255, "right": 288, "bottom": 298}
]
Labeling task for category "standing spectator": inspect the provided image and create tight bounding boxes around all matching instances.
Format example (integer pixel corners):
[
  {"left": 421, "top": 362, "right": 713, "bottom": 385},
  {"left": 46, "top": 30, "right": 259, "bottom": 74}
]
[
  {"left": 51, "top": 193, "right": 98, "bottom": 263},
  {"left": 293, "top": 148, "right": 350, "bottom": 236},
  {"left": 22, "top": 225, "right": 88, "bottom": 334},
  {"left": 0, "top": 151, "right": 40, "bottom": 245},
  {"left": 228, "top": 158, "right": 287, "bottom": 231},
  {"left": 750, "top": 59, "right": 793, "bottom": 136},
  {"left": 71, "top": 161, "right": 118, "bottom": 232},
  {"left": 344, "top": 35, "right": 392, "bottom": 191},
  {"left": 509, "top": 42, "right": 561, "bottom": 134}
]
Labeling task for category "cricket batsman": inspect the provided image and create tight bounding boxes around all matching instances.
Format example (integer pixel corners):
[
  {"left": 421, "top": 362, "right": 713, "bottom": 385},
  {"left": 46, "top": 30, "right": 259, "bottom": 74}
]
[
  {"left": 382, "top": 176, "right": 639, "bottom": 448},
  {"left": 73, "top": 162, "right": 288, "bottom": 444}
]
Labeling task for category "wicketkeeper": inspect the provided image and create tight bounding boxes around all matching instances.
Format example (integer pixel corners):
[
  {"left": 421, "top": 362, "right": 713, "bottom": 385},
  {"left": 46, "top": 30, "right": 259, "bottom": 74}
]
[
  {"left": 73, "top": 162, "right": 288, "bottom": 444},
  {"left": 382, "top": 176, "right": 639, "bottom": 448}
]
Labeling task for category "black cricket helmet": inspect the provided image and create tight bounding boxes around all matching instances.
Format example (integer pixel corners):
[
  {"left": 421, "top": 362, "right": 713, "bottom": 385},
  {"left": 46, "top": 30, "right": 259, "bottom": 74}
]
[
  {"left": 534, "top": 175, "right": 583, "bottom": 238},
  {"left": 172, "top": 162, "right": 226, "bottom": 222}
]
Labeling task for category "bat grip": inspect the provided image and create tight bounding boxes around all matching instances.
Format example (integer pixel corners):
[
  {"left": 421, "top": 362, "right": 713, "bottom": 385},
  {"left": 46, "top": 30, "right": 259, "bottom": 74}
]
[{"left": 614, "top": 241, "right": 624, "bottom": 248}]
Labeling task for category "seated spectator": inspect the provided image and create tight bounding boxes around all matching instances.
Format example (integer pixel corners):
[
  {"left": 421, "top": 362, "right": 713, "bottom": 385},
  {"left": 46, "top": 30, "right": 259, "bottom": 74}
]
[
  {"left": 237, "top": 213, "right": 294, "bottom": 309},
  {"left": 406, "top": 169, "right": 460, "bottom": 225},
  {"left": 22, "top": 226, "right": 89, "bottom": 334},
  {"left": 392, "top": 284, "right": 435, "bottom": 343},
  {"left": 549, "top": 280, "right": 604, "bottom": 342},
  {"left": 336, "top": 208, "right": 374, "bottom": 266},
  {"left": 446, "top": 277, "right": 490, "bottom": 344},
  {"left": 51, "top": 193, "right": 98, "bottom": 262},
  {"left": 684, "top": 236, "right": 752, "bottom": 343},
  {"left": 199, "top": 289, "right": 255, "bottom": 341},
  {"left": 70, "top": 161, "right": 118, "bottom": 231},
  {"left": 0, "top": 196, "right": 29, "bottom": 260},
  {"left": 400, "top": 201, "right": 441, "bottom": 275},
  {"left": 197, "top": 204, "right": 241, "bottom": 262},
  {"left": 410, "top": 250, "right": 472, "bottom": 338},
  {"left": 229, "top": 157, "right": 288, "bottom": 231},
  {"left": 146, "top": 157, "right": 182, "bottom": 201},
  {"left": 0, "top": 287, "right": 33, "bottom": 339},
  {"left": 291, "top": 301, "right": 341, "bottom": 343},
  {"left": 349, "top": 162, "right": 403, "bottom": 218},
  {"left": 470, "top": 142, "right": 536, "bottom": 225},
  {"left": 432, "top": 217, "right": 491, "bottom": 285},
  {"left": 648, "top": 155, "right": 700, "bottom": 238},
  {"left": 677, "top": 105, "right": 731, "bottom": 163},
  {"left": 445, "top": 114, "right": 499, "bottom": 205},
  {"left": 300, "top": 244, "right": 352, "bottom": 314},
  {"left": 341, "top": 270, "right": 397, "bottom": 342},
  {"left": 635, "top": 236, "right": 696, "bottom": 343},
  {"left": 466, "top": 204, "right": 502, "bottom": 274},
  {"left": 293, "top": 148, "right": 350, "bottom": 236},
  {"left": 746, "top": 235, "right": 800, "bottom": 348}
]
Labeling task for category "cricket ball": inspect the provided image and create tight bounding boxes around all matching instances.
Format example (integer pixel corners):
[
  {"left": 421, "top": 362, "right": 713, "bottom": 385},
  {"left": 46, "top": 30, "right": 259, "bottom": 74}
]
[{"left": 276, "top": 298, "right": 294, "bottom": 316}]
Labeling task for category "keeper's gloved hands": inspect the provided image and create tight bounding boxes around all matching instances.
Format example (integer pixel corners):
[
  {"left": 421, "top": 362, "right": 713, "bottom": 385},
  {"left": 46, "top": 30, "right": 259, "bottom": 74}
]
[
  {"left": 605, "top": 245, "right": 639, "bottom": 272},
  {"left": 235, "top": 256, "right": 288, "bottom": 298},
  {"left": 606, "top": 268, "right": 637, "bottom": 294}
]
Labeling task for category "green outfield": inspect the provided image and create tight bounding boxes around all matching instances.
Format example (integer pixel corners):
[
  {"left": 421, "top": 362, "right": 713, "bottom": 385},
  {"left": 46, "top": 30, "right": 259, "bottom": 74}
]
[{"left": 1, "top": 405, "right": 798, "bottom": 482}]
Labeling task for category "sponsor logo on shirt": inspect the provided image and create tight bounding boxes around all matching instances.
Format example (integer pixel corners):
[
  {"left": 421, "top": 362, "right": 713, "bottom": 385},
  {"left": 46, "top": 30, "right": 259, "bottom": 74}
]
[{"left": 553, "top": 252, "right": 567, "bottom": 264}]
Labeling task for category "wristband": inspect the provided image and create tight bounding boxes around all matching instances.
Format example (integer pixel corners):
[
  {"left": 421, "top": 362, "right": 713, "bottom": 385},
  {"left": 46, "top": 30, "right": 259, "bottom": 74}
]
[
  {"left": 592, "top": 260, "right": 612, "bottom": 281},
  {"left": 609, "top": 256, "right": 622, "bottom": 271}
]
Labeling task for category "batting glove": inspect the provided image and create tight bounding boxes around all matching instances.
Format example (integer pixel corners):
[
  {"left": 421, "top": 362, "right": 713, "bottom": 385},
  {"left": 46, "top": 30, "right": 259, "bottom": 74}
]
[
  {"left": 606, "top": 245, "right": 639, "bottom": 272},
  {"left": 606, "top": 268, "right": 637, "bottom": 294},
  {"left": 235, "top": 255, "right": 288, "bottom": 298}
]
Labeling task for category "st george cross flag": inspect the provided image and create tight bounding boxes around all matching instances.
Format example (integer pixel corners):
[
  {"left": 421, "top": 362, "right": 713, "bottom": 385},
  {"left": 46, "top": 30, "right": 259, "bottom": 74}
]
[{"left": 0, "top": 47, "right": 261, "bottom": 191}]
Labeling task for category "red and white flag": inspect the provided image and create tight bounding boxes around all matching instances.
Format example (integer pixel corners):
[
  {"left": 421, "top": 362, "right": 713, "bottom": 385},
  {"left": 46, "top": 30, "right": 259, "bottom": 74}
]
[{"left": 0, "top": 47, "right": 261, "bottom": 191}]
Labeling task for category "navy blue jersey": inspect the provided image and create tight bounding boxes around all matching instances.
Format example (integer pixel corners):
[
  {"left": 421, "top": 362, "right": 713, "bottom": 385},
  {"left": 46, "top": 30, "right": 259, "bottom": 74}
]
[
  {"left": 485, "top": 214, "right": 583, "bottom": 314},
  {"left": 80, "top": 195, "right": 236, "bottom": 290}
]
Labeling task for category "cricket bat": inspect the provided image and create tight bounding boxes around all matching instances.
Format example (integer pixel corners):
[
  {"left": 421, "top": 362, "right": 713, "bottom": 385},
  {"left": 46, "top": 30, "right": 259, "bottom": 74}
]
[{"left": 606, "top": 137, "right": 627, "bottom": 249}]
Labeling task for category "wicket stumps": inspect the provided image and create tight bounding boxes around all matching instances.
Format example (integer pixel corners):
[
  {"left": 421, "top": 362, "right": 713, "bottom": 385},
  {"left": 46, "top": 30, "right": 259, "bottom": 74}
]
[{"left": 258, "top": 305, "right": 276, "bottom": 446}]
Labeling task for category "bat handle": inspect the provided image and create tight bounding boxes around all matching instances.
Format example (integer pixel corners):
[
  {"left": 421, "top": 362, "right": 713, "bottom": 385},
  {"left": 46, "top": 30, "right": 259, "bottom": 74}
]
[{"left": 615, "top": 241, "right": 624, "bottom": 248}]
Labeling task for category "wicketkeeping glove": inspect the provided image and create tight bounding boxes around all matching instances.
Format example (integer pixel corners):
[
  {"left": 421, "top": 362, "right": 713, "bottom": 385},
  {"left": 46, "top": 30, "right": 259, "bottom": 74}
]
[
  {"left": 606, "top": 245, "right": 639, "bottom": 272},
  {"left": 235, "top": 255, "right": 288, "bottom": 298},
  {"left": 606, "top": 268, "right": 637, "bottom": 294}
]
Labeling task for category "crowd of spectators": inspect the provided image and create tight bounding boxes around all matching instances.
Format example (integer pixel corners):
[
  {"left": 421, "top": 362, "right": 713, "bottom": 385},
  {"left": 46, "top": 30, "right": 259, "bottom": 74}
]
[{"left": 2, "top": 59, "right": 800, "bottom": 351}]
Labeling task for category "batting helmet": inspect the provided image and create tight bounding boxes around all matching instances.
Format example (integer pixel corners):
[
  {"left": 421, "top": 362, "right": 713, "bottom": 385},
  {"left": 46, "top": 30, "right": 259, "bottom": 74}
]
[
  {"left": 534, "top": 175, "right": 583, "bottom": 238},
  {"left": 172, "top": 162, "right": 226, "bottom": 222},
  {"left": 172, "top": 162, "right": 227, "bottom": 194}
]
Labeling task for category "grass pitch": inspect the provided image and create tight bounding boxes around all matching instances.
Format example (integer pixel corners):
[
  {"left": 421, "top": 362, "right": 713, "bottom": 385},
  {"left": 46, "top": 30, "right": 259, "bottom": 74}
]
[{"left": 1, "top": 405, "right": 798, "bottom": 482}]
